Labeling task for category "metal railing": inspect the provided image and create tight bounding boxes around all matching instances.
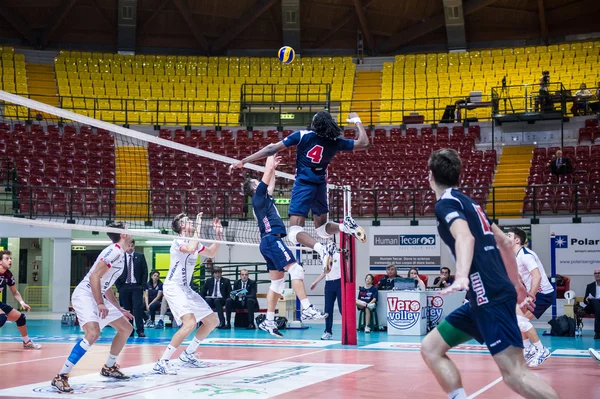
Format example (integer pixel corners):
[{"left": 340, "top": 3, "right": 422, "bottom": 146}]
[{"left": 3, "top": 183, "right": 599, "bottom": 224}]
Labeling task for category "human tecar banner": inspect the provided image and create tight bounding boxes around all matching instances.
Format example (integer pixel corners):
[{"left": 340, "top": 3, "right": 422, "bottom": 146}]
[
  {"left": 551, "top": 224, "right": 600, "bottom": 276},
  {"left": 369, "top": 226, "right": 441, "bottom": 273}
]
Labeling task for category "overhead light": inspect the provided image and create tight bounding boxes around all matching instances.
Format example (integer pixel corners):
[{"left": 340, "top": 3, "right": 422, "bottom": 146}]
[
  {"left": 144, "top": 240, "right": 173, "bottom": 245},
  {"left": 130, "top": 229, "right": 162, "bottom": 233},
  {"left": 71, "top": 240, "right": 112, "bottom": 245}
]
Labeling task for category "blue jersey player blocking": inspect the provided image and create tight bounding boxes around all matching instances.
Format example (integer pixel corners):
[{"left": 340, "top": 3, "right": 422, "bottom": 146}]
[
  {"left": 420, "top": 149, "right": 558, "bottom": 399},
  {"left": 233, "top": 111, "right": 370, "bottom": 273},
  {"left": 243, "top": 155, "right": 327, "bottom": 337}
]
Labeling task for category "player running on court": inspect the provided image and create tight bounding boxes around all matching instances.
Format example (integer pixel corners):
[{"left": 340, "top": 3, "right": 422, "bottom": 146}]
[
  {"left": 0, "top": 250, "right": 41, "bottom": 350},
  {"left": 51, "top": 222, "right": 134, "bottom": 393},
  {"left": 243, "top": 155, "right": 327, "bottom": 337},
  {"left": 153, "top": 213, "right": 222, "bottom": 375},
  {"left": 233, "top": 111, "right": 370, "bottom": 272},
  {"left": 506, "top": 227, "right": 555, "bottom": 367},
  {"left": 420, "top": 149, "right": 559, "bottom": 399}
]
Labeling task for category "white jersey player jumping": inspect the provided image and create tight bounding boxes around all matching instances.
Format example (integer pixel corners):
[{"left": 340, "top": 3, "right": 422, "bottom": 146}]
[
  {"left": 52, "top": 222, "right": 134, "bottom": 393},
  {"left": 153, "top": 213, "right": 222, "bottom": 375},
  {"left": 507, "top": 227, "right": 555, "bottom": 368}
]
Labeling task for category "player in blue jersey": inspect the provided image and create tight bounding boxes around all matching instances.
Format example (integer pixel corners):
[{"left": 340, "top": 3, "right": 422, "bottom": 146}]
[
  {"left": 420, "top": 149, "right": 558, "bottom": 399},
  {"left": 233, "top": 111, "right": 370, "bottom": 273},
  {"left": 243, "top": 155, "right": 327, "bottom": 337}
]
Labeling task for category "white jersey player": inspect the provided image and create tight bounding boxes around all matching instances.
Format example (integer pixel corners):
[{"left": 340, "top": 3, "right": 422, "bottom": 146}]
[
  {"left": 153, "top": 213, "right": 222, "bottom": 375},
  {"left": 507, "top": 227, "right": 555, "bottom": 368},
  {"left": 52, "top": 222, "right": 134, "bottom": 393}
]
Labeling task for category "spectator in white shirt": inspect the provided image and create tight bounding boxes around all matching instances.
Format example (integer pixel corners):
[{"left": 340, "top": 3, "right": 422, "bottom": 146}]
[{"left": 311, "top": 252, "right": 342, "bottom": 340}]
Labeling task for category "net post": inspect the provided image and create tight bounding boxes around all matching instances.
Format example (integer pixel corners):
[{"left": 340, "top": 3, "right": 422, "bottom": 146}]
[{"left": 340, "top": 185, "right": 357, "bottom": 345}]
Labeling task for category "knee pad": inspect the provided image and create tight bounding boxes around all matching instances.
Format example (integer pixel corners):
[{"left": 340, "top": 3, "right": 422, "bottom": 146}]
[
  {"left": 288, "top": 263, "right": 305, "bottom": 280},
  {"left": 16, "top": 313, "right": 26, "bottom": 327},
  {"left": 288, "top": 225, "right": 304, "bottom": 245},
  {"left": 270, "top": 278, "right": 285, "bottom": 295},
  {"left": 0, "top": 313, "right": 6, "bottom": 327},
  {"left": 517, "top": 315, "right": 533, "bottom": 333},
  {"left": 316, "top": 224, "right": 333, "bottom": 240}
]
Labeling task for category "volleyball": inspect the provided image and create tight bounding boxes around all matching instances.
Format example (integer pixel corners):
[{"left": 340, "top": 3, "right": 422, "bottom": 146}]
[{"left": 278, "top": 46, "right": 295, "bottom": 64}]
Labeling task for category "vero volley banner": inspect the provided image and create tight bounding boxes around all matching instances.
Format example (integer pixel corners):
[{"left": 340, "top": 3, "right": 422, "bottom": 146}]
[
  {"left": 550, "top": 224, "right": 600, "bottom": 276},
  {"left": 369, "top": 226, "right": 441, "bottom": 272}
]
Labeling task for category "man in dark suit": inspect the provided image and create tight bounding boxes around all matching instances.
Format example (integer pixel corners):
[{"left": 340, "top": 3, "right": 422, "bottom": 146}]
[
  {"left": 225, "top": 269, "right": 258, "bottom": 329},
  {"left": 200, "top": 266, "right": 231, "bottom": 328},
  {"left": 584, "top": 268, "right": 600, "bottom": 339},
  {"left": 116, "top": 239, "right": 148, "bottom": 337},
  {"left": 547, "top": 149, "right": 572, "bottom": 176}
]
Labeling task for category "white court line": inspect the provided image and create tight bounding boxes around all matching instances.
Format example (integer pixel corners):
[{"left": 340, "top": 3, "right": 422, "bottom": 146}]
[
  {"left": 467, "top": 376, "right": 503, "bottom": 398},
  {"left": 104, "top": 348, "right": 330, "bottom": 399},
  {"left": 0, "top": 355, "right": 66, "bottom": 367}
]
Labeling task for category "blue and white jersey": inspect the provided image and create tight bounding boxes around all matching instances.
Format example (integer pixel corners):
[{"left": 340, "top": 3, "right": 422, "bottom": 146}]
[
  {"left": 253, "top": 181, "right": 287, "bottom": 239},
  {"left": 516, "top": 247, "right": 554, "bottom": 294},
  {"left": 435, "top": 188, "right": 515, "bottom": 307},
  {"left": 282, "top": 130, "right": 354, "bottom": 184}
]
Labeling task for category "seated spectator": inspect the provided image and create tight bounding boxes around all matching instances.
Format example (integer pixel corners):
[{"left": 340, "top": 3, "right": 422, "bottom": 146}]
[
  {"left": 584, "top": 268, "right": 600, "bottom": 339},
  {"left": 143, "top": 270, "right": 163, "bottom": 327},
  {"left": 200, "top": 266, "right": 232, "bottom": 329},
  {"left": 572, "top": 83, "right": 593, "bottom": 116},
  {"left": 356, "top": 274, "right": 378, "bottom": 333},
  {"left": 432, "top": 267, "right": 455, "bottom": 289},
  {"left": 377, "top": 264, "right": 398, "bottom": 290},
  {"left": 408, "top": 267, "right": 426, "bottom": 291},
  {"left": 225, "top": 268, "right": 258, "bottom": 329},
  {"left": 547, "top": 149, "right": 572, "bottom": 176},
  {"left": 591, "top": 82, "right": 600, "bottom": 114}
]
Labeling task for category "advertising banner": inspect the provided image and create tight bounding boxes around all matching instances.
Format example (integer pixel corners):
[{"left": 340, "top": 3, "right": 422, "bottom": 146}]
[{"left": 369, "top": 226, "right": 441, "bottom": 272}]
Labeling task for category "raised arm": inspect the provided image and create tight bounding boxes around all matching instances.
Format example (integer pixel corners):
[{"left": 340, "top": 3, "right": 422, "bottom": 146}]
[
  {"left": 263, "top": 155, "right": 282, "bottom": 196},
  {"left": 231, "top": 141, "right": 286, "bottom": 170},
  {"left": 201, "top": 218, "right": 223, "bottom": 258},
  {"left": 347, "top": 112, "right": 371, "bottom": 150}
]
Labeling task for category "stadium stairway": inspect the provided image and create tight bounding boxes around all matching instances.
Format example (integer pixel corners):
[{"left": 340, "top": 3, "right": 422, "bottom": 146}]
[
  {"left": 351, "top": 71, "right": 381, "bottom": 125},
  {"left": 115, "top": 146, "right": 150, "bottom": 219},
  {"left": 487, "top": 145, "right": 534, "bottom": 217},
  {"left": 26, "top": 64, "right": 59, "bottom": 107}
]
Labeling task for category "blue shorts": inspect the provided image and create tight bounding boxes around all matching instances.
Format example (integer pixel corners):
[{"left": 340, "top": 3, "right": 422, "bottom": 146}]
[
  {"left": 260, "top": 235, "right": 297, "bottom": 272},
  {"left": 444, "top": 299, "right": 523, "bottom": 356},
  {"left": 289, "top": 180, "right": 328, "bottom": 218},
  {"left": 0, "top": 302, "right": 14, "bottom": 315},
  {"left": 532, "top": 291, "right": 555, "bottom": 319}
]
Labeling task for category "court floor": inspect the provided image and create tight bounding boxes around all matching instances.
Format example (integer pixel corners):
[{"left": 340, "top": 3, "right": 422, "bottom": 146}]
[{"left": 0, "top": 319, "right": 598, "bottom": 398}]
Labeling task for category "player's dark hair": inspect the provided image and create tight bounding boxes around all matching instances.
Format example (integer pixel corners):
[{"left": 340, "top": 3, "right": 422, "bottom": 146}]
[
  {"left": 508, "top": 227, "right": 527, "bottom": 246},
  {"left": 0, "top": 250, "right": 12, "bottom": 260},
  {"left": 440, "top": 267, "right": 451, "bottom": 274},
  {"left": 172, "top": 213, "right": 187, "bottom": 234},
  {"left": 311, "top": 110, "right": 342, "bottom": 140},
  {"left": 106, "top": 222, "right": 126, "bottom": 243},
  {"left": 243, "top": 178, "right": 257, "bottom": 197},
  {"left": 428, "top": 149, "right": 462, "bottom": 188}
]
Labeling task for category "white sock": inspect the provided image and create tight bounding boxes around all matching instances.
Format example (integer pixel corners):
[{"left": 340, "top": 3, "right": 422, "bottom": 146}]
[
  {"left": 22, "top": 335, "right": 29, "bottom": 343},
  {"left": 448, "top": 388, "right": 467, "bottom": 399},
  {"left": 300, "top": 298, "right": 311, "bottom": 310},
  {"left": 158, "top": 315, "right": 164, "bottom": 321},
  {"left": 185, "top": 337, "right": 201, "bottom": 354},
  {"left": 533, "top": 340, "right": 543, "bottom": 350},
  {"left": 59, "top": 360, "right": 75, "bottom": 375},
  {"left": 105, "top": 353, "right": 118, "bottom": 368},
  {"left": 338, "top": 222, "right": 350, "bottom": 234},
  {"left": 523, "top": 339, "right": 531, "bottom": 348},
  {"left": 160, "top": 344, "right": 177, "bottom": 361},
  {"left": 266, "top": 311, "right": 275, "bottom": 321}
]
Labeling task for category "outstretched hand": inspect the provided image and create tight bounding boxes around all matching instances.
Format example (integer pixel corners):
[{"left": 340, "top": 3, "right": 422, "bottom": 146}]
[
  {"left": 229, "top": 161, "right": 244, "bottom": 174},
  {"left": 195, "top": 212, "right": 203, "bottom": 237},
  {"left": 213, "top": 217, "right": 223, "bottom": 240},
  {"left": 347, "top": 112, "right": 362, "bottom": 125}
]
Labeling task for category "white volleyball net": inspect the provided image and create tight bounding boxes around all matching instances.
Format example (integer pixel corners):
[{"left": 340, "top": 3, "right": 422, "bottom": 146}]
[{"left": 0, "top": 90, "right": 352, "bottom": 247}]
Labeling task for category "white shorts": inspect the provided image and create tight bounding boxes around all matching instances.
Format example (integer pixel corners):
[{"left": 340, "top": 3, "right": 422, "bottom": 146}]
[
  {"left": 72, "top": 288, "right": 123, "bottom": 330},
  {"left": 162, "top": 284, "right": 213, "bottom": 326}
]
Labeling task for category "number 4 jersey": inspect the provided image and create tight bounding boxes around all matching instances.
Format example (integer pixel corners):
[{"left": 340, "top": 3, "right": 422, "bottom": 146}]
[
  {"left": 75, "top": 243, "right": 125, "bottom": 296},
  {"left": 435, "top": 188, "right": 515, "bottom": 308},
  {"left": 282, "top": 130, "right": 354, "bottom": 184}
]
